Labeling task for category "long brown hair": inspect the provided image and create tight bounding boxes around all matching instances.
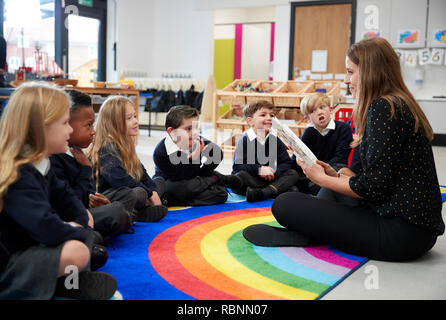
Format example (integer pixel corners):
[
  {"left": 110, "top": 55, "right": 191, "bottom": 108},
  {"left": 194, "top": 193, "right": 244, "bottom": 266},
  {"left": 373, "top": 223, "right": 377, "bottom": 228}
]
[
  {"left": 347, "top": 37, "right": 433, "bottom": 147},
  {"left": 88, "top": 96, "right": 142, "bottom": 189},
  {"left": 0, "top": 82, "right": 70, "bottom": 211}
]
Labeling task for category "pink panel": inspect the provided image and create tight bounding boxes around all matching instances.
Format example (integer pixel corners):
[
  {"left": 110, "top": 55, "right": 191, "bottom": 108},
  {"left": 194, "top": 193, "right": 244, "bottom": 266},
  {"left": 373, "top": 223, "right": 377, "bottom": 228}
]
[{"left": 234, "top": 24, "right": 243, "bottom": 80}]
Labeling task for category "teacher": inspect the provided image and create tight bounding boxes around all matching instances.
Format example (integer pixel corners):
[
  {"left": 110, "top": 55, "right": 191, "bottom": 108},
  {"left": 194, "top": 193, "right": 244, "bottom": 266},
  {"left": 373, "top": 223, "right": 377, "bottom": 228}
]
[{"left": 244, "top": 37, "right": 445, "bottom": 262}]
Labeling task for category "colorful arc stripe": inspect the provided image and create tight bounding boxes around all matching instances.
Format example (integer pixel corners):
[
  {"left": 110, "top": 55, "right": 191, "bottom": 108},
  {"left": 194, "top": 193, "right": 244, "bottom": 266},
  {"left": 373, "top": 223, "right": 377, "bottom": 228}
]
[{"left": 149, "top": 207, "right": 366, "bottom": 300}]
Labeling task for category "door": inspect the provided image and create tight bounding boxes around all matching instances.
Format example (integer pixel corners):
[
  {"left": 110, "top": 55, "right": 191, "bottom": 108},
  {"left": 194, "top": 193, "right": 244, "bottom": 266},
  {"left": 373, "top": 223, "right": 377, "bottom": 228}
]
[
  {"left": 56, "top": 0, "right": 106, "bottom": 82},
  {"left": 289, "top": 1, "right": 355, "bottom": 79},
  {"left": 67, "top": 14, "right": 99, "bottom": 86}
]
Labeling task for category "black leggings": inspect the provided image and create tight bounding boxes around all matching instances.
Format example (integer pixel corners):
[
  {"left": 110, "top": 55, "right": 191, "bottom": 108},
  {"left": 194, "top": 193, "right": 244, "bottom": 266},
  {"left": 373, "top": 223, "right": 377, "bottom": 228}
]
[{"left": 271, "top": 191, "right": 437, "bottom": 261}]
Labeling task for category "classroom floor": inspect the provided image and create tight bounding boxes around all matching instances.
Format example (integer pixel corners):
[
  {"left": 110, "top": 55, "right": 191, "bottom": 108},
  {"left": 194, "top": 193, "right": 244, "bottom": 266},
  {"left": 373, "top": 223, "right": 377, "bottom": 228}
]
[{"left": 136, "top": 127, "right": 446, "bottom": 300}]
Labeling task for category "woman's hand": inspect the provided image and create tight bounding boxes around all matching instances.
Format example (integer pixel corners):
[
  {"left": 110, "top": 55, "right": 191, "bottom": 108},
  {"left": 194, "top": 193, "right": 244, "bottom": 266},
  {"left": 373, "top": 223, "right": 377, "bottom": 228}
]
[
  {"left": 338, "top": 167, "right": 356, "bottom": 177},
  {"left": 259, "top": 166, "right": 275, "bottom": 181},
  {"left": 316, "top": 160, "right": 338, "bottom": 177},
  {"left": 296, "top": 159, "right": 327, "bottom": 186}
]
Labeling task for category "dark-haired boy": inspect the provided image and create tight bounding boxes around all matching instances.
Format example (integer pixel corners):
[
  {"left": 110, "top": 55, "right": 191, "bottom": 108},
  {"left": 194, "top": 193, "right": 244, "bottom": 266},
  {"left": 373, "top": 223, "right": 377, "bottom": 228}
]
[
  {"left": 232, "top": 101, "right": 299, "bottom": 202},
  {"left": 153, "top": 105, "right": 243, "bottom": 206},
  {"left": 50, "top": 90, "right": 136, "bottom": 241}
]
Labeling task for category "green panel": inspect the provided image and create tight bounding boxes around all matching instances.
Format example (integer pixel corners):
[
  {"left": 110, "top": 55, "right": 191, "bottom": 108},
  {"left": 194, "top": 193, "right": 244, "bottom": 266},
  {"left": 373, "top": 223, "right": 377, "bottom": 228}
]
[{"left": 214, "top": 39, "right": 234, "bottom": 90}]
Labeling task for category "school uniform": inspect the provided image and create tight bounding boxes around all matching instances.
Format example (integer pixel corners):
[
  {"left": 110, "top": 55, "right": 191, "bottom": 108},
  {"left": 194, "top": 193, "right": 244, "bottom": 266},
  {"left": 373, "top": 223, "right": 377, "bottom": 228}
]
[
  {"left": 0, "top": 160, "right": 90, "bottom": 299},
  {"left": 232, "top": 128, "right": 299, "bottom": 196},
  {"left": 50, "top": 148, "right": 135, "bottom": 239},
  {"left": 153, "top": 134, "right": 228, "bottom": 206},
  {"left": 293, "top": 119, "right": 352, "bottom": 168}
]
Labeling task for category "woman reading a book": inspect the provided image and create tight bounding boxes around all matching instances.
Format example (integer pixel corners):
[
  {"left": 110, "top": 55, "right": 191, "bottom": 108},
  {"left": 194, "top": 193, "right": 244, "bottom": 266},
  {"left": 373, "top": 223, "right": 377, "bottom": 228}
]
[{"left": 243, "top": 37, "right": 444, "bottom": 261}]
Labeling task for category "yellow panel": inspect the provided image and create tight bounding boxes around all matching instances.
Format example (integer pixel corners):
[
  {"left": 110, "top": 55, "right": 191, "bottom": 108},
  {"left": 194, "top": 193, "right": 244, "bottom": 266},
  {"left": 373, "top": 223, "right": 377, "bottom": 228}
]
[{"left": 214, "top": 39, "right": 235, "bottom": 90}]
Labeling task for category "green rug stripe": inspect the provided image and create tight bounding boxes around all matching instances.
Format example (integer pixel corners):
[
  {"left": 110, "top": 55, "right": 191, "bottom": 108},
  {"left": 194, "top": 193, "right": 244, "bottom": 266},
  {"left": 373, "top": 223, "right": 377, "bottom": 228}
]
[{"left": 227, "top": 231, "right": 329, "bottom": 295}]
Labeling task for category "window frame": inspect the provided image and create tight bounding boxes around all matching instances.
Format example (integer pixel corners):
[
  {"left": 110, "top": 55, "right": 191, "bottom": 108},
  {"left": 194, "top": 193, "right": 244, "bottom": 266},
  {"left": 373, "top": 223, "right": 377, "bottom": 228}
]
[{"left": 0, "top": 0, "right": 107, "bottom": 81}]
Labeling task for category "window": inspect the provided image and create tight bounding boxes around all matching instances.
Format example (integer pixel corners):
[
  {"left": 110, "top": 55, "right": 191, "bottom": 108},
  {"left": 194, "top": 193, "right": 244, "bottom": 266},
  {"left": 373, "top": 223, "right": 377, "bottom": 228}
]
[
  {"left": 3, "top": 0, "right": 56, "bottom": 74},
  {"left": 0, "top": 0, "right": 107, "bottom": 82}
]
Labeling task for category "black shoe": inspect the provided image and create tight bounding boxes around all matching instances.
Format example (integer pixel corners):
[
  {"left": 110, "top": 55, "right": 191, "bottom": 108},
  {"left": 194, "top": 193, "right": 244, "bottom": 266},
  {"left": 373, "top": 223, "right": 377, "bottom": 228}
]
[
  {"left": 246, "top": 187, "right": 265, "bottom": 202},
  {"left": 246, "top": 186, "right": 276, "bottom": 202},
  {"left": 55, "top": 271, "right": 117, "bottom": 300},
  {"left": 90, "top": 244, "right": 108, "bottom": 271},
  {"left": 243, "top": 224, "right": 320, "bottom": 247},
  {"left": 136, "top": 205, "right": 168, "bottom": 222}
]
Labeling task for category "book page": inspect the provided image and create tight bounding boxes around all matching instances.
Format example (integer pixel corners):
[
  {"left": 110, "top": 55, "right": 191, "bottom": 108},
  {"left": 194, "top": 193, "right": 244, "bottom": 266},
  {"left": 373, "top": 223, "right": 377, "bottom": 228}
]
[{"left": 272, "top": 117, "right": 317, "bottom": 166}]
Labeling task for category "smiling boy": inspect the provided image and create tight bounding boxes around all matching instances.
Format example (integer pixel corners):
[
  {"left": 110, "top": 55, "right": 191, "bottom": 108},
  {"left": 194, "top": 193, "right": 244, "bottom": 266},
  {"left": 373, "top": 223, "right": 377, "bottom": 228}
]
[{"left": 232, "top": 101, "right": 299, "bottom": 202}]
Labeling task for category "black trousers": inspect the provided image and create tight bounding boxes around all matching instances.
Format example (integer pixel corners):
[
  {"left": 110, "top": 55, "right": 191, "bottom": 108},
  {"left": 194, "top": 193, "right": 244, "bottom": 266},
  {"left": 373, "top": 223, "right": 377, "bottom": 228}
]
[
  {"left": 90, "top": 186, "right": 136, "bottom": 239},
  {"left": 164, "top": 175, "right": 228, "bottom": 207},
  {"left": 271, "top": 191, "right": 437, "bottom": 262},
  {"left": 233, "top": 169, "right": 299, "bottom": 195}
]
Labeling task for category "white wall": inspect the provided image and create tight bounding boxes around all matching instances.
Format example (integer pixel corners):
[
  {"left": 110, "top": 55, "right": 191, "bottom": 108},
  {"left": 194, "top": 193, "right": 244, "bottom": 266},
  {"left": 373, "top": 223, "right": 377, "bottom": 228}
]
[
  {"left": 151, "top": 0, "right": 213, "bottom": 79},
  {"left": 273, "top": 4, "right": 290, "bottom": 81},
  {"left": 109, "top": 0, "right": 446, "bottom": 98},
  {"left": 109, "top": 0, "right": 213, "bottom": 81},
  {"left": 114, "top": 0, "right": 155, "bottom": 79},
  {"left": 195, "top": 0, "right": 288, "bottom": 10}
]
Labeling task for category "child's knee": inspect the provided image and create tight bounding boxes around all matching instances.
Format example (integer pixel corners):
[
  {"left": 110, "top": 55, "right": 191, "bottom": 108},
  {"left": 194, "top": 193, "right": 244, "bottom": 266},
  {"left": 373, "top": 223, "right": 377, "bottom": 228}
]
[{"left": 60, "top": 240, "right": 90, "bottom": 271}]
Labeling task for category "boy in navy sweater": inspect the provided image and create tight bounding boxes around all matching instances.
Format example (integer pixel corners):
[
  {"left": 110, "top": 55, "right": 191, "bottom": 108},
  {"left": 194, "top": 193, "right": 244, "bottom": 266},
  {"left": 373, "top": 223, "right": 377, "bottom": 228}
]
[
  {"left": 232, "top": 101, "right": 299, "bottom": 202},
  {"left": 153, "top": 105, "right": 242, "bottom": 206},
  {"left": 292, "top": 93, "right": 353, "bottom": 194},
  {"left": 50, "top": 90, "right": 135, "bottom": 240}
]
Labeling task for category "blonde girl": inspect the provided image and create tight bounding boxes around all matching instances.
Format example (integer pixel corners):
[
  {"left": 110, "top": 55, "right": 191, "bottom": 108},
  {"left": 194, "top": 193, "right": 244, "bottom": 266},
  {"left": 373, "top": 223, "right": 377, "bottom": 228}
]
[
  {"left": 89, "top": 96, "right": 167, "bottom": 222},
  {"left": 0, "top": 82, "right": 116, "bottom": 299}
]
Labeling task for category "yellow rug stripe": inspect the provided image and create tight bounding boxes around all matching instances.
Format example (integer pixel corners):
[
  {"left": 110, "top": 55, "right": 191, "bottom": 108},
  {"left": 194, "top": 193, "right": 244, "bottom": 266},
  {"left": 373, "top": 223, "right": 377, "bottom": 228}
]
[{"left": 200, "top": 216, "right": 319, "bottom": 300}]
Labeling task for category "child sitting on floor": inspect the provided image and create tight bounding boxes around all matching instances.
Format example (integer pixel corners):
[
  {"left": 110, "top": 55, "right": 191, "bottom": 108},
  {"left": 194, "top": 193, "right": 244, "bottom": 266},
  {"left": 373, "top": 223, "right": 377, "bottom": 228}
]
[
  {"left": 0, "top": 82, "right": 116, "bottom": 299},
  {"left": 293, "top": 93, "right": 353, "bottom": 194},
  {"left": 153, "top": 105, "right": 243, "bottom": 206},
  {"left": 231, "top": 100, "right": 299, "bottom": 202},
  {"left": 89, "top": 96, "right": 167, "bottom": 222},
  {"left": 50, "top": 90, "right": 135, "bottom": 240}
]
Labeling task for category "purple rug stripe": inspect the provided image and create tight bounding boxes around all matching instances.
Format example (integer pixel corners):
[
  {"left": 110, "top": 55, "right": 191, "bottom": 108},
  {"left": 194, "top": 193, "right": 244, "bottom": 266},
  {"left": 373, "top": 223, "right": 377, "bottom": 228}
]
[
  {"left": 304, "top": 246, "right": 360, "bottom": 270},
  {"left": 280, "top": 247, "right": 351, "bottom": 278}
]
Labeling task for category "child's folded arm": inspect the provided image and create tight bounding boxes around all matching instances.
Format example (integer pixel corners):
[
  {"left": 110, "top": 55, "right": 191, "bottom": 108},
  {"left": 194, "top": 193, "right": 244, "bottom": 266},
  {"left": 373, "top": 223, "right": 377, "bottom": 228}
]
[{"left": 3, "top": 180, "right": 89, "bottom": 246}]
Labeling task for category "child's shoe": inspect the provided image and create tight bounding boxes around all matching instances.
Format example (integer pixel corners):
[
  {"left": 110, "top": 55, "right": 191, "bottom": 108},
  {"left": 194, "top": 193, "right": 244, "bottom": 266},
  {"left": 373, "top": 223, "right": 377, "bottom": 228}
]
[
  {"left": 55, "top": 271, "right": 117, "bottom": 300},
  {"left": 246, "top": 186, "right": 276, "bottom": 202},
  {"left": 90, "top": 244, "right": 108, "bottom": 271}
]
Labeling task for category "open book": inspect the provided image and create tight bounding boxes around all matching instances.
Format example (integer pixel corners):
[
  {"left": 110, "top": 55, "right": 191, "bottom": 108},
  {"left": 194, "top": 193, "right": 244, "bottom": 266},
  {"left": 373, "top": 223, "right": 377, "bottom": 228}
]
[{"left": 272, "top": 117, "right": 317, "bottom": 166}]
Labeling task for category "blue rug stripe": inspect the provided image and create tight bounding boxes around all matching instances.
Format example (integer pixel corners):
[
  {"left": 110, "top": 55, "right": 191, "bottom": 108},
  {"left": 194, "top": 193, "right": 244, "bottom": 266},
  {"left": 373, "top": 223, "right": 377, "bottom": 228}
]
[{"left": 253, "top": 246, "right": 340, "bottom": 285}]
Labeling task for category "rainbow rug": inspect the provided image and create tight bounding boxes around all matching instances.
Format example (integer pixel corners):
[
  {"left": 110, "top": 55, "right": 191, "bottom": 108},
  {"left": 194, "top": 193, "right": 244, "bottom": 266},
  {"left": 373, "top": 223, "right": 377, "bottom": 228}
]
[{"left": 99, "top": 194, "right": 368, "bottom": 300}]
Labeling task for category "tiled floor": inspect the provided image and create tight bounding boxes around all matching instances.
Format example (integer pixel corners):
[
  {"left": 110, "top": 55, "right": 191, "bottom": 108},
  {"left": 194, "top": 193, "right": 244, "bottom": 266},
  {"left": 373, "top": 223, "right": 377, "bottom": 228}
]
[{"left": 136, "top": 128, "right": 446, "bottom": 300}]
